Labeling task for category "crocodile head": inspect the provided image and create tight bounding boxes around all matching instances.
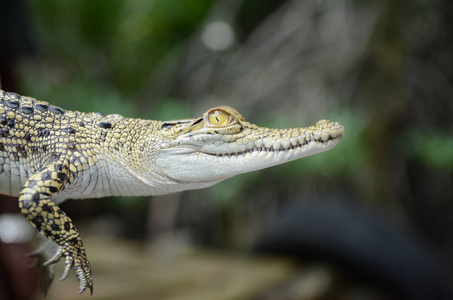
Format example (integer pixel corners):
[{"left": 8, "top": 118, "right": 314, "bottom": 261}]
[{"left": 153, "top": 106, "right": 345, "bottom": 187}]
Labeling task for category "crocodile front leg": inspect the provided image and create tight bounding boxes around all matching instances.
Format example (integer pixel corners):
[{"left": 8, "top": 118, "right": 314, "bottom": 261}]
[{"left": 18, "top": 156, "right": 93, "bottom": 294}]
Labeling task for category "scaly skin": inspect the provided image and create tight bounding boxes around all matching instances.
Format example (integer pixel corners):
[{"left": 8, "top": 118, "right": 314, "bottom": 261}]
[{"left": 0, "top": 90, "right": 345, "bottom": 294}]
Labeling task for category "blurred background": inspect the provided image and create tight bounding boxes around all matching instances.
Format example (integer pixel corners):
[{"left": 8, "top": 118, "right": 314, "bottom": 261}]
[{"left": 0, "top": 0, "right": 452, "bottom": 299}]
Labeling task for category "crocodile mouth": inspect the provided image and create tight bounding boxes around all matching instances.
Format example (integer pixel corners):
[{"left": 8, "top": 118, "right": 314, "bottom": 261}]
[{"left": 204, "top": 134, "right": 343, "bottom": 158}]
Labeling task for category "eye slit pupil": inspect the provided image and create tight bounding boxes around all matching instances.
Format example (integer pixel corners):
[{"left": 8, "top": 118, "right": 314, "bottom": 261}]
[{"left": 207, "top": 109, "right": 231, "bottom": 126}]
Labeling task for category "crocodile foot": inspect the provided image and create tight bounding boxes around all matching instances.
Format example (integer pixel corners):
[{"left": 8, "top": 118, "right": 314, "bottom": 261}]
[{"left": 43, "top": 243, "right": 94, "bottom": 294}]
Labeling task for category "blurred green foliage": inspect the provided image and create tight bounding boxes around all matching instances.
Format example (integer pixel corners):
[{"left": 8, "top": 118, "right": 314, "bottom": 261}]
[
  {"left": 2, "top": 3, "right": 452, "bottom": 298},
  {"left": 403, "top": 129, "right": 453, "bottom": 170},
  {"left": 14, "top": 0, "right": 453, "bottom": 252},
  {"left": 24, "top": 0, "right": 214, "bottom": 104}
]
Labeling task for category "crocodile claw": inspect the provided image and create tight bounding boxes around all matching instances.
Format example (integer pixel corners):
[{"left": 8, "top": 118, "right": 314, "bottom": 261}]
[{"left": 43, "top": 244, "right": 94, "bottom": 294}]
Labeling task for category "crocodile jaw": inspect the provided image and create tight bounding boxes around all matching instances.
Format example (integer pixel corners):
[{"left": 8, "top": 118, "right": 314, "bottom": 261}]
[{"left": 155, "top": 133, "right": 343, "bottom": 183}]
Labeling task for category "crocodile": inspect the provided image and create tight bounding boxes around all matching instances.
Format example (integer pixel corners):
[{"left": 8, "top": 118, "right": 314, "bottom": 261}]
[{"left": 0, "top": 89, "right": 345, "bottom": 294}]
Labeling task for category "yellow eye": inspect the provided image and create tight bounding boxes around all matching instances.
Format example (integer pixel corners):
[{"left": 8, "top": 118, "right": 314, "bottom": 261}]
[{"left": 207, "top": 110, "right": 230, "bottom": 126}]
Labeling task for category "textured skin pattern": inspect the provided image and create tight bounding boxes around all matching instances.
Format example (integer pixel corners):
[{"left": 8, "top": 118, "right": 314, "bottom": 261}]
[
  {"left": 18, "top": 156, "right": 92, "bottom": 294},
  {"left": 0, "top": 90, "right": 162, "bottom": 294},
  {"left": 0, "top": 90, "right": 345, "bottom": 294}
]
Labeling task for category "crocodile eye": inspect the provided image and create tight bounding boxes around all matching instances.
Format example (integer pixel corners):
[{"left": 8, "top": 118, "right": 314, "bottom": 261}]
[{"left": 207, "top": 110, "right": 230, "bottom": 126}]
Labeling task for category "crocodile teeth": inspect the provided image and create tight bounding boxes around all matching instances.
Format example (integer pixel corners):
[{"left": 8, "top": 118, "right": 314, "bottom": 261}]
[
  {"left": 281, "top": 140, "right": 290, "bottom": 149},
  {"left": 213, "top": 135, "right": 340, "bottom": 158}
]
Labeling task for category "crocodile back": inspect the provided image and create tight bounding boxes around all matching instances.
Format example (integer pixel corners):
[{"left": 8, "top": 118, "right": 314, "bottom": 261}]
[{"left": 0, "top": 90, "right": 101, "bottom": 197}]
